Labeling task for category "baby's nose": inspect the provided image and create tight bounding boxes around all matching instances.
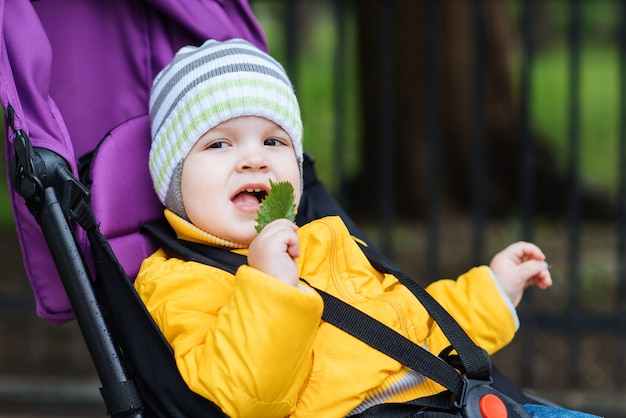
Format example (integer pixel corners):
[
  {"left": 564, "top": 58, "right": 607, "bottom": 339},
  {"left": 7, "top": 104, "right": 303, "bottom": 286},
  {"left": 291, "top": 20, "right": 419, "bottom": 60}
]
[{"left": 239, "top": 152, "right": 269, "bottom": 171}]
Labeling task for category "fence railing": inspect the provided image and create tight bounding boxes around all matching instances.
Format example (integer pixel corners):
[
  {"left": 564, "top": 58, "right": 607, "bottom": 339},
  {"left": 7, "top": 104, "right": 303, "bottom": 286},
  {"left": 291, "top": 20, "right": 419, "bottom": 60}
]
[{"left": 252, "top": 0, "right": 626, "bottom": 396}]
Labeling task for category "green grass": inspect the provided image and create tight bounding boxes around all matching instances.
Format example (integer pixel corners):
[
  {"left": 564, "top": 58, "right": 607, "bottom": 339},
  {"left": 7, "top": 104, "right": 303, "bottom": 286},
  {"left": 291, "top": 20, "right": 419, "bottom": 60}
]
[
  {"left": 531, "top": 46, "right": 622, "bottom": 190},
  {"left": 0, "top": 107, "right": 13, "bottom": 229},
  {"left": 0, "top": 182, "right": 13, "bottom": 228}
]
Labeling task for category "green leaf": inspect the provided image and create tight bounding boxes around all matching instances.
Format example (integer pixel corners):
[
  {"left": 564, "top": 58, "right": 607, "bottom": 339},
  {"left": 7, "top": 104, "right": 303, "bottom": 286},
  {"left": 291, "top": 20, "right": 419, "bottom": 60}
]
[{"left": 255, "top": 180, "right": 296, "bottom": 233}]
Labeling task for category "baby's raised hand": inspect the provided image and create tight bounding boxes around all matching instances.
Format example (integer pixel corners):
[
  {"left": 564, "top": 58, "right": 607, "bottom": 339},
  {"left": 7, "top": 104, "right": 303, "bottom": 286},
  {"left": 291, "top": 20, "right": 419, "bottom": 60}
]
[
  {"left": 489, "top": 241, "right": 552, "bottom": 307},
  {"left": 248, "top": 219, "right": 300, "bottom": 287}
]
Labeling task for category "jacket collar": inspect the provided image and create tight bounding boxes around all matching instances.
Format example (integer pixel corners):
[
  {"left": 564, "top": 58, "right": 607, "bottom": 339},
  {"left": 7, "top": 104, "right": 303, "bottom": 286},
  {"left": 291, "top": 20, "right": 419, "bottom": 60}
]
[{"left": 164, "top": 209, "right": 248, "bottom": 249}]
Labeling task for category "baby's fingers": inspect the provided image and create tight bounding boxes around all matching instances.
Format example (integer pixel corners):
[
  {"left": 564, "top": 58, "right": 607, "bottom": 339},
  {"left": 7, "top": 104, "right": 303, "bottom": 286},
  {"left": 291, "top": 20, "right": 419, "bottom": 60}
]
[
  {"left": 534, "top": 269, "right": 553, "bottom": 289},
  {"left": 517, "top": 259, "right": 550, "bottom": 282},
  {"left": 523, "top": 262, "right": 552, "bottom": 290},
  {"left": 511, "top": 241, "right": 546, "bottom": 263}
]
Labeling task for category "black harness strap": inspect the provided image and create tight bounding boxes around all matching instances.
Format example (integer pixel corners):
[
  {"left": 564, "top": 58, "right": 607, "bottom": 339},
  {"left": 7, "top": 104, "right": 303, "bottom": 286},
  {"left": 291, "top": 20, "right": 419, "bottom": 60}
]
[
  {"left": 309, "top": 283, "right": 464, "bottom": 396},
  {"left": 359, "top": 244, "right": 492, "bottom": 382}
]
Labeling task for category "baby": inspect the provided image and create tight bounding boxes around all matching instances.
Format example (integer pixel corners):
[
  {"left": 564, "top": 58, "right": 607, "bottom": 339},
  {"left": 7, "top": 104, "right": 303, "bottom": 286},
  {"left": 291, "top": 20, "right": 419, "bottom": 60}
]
[{"left": 136, "top": 38, "right": 598, "bottom": 418}]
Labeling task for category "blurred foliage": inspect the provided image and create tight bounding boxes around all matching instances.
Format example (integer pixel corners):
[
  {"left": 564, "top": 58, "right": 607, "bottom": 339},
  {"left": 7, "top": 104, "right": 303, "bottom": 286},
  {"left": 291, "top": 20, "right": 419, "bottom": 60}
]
[
  {"left": 0, "top": 104, "right": 14, "bottom": 229},
  {"left": 513, "top": 0, "right": 623, "bottom": 192},
  {"left": 531, "top": 48, "right": 620, "bottom": 190},
  {"left": 252, "top": 1, "right": 361, "bottom": 192},
  {"left": 252, "top": 0, "right": 623, "bottom": 197}
]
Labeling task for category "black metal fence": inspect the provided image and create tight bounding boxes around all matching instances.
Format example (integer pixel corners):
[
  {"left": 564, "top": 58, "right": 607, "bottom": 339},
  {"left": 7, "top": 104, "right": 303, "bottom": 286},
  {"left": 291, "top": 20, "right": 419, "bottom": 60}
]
[{"left": 252, "top": 0, "right": 626, "bottom": 403}]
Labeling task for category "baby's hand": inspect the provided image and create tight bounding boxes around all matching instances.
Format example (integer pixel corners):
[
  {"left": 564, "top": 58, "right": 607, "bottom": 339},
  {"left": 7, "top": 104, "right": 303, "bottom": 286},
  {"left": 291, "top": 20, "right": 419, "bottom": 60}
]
[
  {"left": 489, "top": 241, "right": 552, "bottom": 307},
  {"left": 248, "top": 218, "right": 300, "bottom": 287}
]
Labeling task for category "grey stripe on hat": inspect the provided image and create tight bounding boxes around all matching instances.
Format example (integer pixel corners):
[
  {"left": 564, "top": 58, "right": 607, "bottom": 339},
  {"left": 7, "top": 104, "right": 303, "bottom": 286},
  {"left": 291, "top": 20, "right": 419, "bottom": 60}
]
[
  {"left": 151, "top": 62, "right": 293, "bottom": 139},
  {"left": 151, "top": 45, "right": 291, "bottom": 113},
  {"left": 150, "top": 45, "right": 291, "bottom": 121}
]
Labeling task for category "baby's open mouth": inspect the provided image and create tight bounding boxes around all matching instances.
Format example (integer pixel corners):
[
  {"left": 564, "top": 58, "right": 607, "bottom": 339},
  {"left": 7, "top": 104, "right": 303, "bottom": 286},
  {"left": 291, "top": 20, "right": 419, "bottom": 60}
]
[
  {"left": 246, "top": 188, "right": 268, "bottom": 203},
  {"left": 232, "top": 188, "right": 268, "bottom": 207}
]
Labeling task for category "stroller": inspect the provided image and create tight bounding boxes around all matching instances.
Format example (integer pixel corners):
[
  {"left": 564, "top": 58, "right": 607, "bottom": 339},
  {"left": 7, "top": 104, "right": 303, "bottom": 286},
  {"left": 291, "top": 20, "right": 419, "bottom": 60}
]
[{"left": 1, "top": 1, "right": 550, "bottom": 416}]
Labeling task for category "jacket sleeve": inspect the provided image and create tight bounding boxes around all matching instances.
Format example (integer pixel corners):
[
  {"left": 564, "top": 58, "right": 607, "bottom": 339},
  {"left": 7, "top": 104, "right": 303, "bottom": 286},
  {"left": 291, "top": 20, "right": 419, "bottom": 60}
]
[
  {"left": 423, "top": 266, "right": 519, "bottom": 357},
  {"left": 135, "top": 251, "right": 324, "bottom": 417}
]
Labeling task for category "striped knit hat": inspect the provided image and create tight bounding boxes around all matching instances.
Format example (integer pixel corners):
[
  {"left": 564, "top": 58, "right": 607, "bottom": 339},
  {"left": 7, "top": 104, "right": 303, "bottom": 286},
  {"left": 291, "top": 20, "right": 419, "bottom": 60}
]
[{"left": 149, "top": 38, "right": 303, "bottom": 218}]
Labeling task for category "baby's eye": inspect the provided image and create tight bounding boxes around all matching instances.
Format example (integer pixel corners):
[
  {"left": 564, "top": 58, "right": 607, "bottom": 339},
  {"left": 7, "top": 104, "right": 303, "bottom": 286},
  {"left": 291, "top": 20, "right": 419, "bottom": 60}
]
[
  {"left": 264, "top": 138, "right": 287, "bottom": 147},
  {"left": 208, "top": 140, "right": 229, "bottom": 149}
]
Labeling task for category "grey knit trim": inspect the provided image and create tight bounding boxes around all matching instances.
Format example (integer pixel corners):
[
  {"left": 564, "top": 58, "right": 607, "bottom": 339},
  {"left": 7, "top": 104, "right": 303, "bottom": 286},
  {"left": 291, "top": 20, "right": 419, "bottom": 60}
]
[{"left": 163, "top": 161, "right": 188, "bottom": 221}]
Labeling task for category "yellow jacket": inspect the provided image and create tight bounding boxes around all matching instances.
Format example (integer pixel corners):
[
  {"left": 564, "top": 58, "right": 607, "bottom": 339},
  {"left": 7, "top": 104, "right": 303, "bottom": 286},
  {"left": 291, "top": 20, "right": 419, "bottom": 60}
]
[{"left": 135, "top": 213, "right": 518, "bottom": 418}]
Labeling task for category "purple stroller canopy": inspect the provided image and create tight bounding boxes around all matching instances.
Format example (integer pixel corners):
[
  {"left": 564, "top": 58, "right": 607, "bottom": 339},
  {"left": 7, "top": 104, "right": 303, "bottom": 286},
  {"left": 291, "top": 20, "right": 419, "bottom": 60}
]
[{"left": 1, "top": 0, "right": 267, "bottom": 325}]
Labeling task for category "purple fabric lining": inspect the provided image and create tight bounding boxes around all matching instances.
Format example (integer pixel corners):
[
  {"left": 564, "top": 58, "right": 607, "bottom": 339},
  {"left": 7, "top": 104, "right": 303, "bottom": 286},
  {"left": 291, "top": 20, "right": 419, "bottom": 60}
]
[
  {"left": 1, "top": 0, "right": 266, "bottom": 324},
  {"left": 86, "top": 114, "right": 162, "bottom": 279}
]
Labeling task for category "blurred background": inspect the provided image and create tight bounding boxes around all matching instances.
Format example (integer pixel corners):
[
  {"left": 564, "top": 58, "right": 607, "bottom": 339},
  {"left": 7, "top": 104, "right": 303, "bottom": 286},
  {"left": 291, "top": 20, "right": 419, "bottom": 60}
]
[{"left": 1, "top": 0, "right": 625, "bottom": 416}]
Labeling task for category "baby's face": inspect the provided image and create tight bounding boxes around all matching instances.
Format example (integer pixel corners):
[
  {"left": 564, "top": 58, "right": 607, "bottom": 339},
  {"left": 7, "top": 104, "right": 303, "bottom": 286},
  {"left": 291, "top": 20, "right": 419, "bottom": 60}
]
[{"left": 180, "top": 116, "right": 302, "bottom": 245}]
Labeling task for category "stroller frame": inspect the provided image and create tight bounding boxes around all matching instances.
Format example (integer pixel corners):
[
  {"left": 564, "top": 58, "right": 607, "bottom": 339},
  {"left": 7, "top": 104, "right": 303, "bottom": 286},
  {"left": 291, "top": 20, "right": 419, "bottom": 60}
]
[{"left": 8, "top": 105, "right": 144, "bottom": 417}]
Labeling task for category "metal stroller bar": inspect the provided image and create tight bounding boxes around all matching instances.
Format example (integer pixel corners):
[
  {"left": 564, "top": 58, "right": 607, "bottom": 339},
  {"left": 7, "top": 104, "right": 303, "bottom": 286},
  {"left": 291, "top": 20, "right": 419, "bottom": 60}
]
[{"left": 7, "top": 106, "right": 144, "bottom": 417}]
